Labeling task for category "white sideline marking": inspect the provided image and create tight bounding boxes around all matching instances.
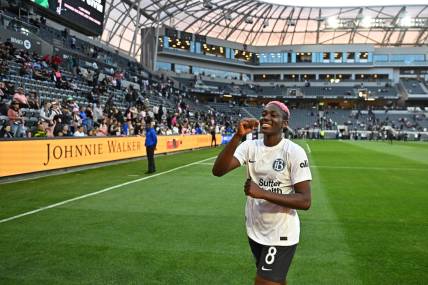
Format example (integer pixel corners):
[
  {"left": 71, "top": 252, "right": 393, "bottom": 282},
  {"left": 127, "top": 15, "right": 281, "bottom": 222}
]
[
  {"left": 197, "top": 162, "right": 215, "bottom": 165},
  {"left": 305, "top": 142, "right": 311, "bottom": 154},
  {"left": 0, "top": 156, "right": 216, "bottom": 225}
]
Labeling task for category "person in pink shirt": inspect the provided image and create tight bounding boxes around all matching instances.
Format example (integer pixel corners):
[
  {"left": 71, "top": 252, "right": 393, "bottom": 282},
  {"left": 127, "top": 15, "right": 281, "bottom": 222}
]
[
  {"left": 171, "top": 113, "right": 178, "bottom": 126},
  {"left": 97, "top": 118, "right": 108, "bottom": 136},
  {"left": 12, "top": 87, "right": 29, "bottom": 107},
  {"left": 7, "top": 101, "right": 25, "bottom": 137}
]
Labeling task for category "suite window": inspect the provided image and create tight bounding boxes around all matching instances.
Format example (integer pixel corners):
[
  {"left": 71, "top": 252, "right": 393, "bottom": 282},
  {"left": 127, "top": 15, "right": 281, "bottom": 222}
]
[
  {"left": 175, "top": 64, "right": 190, "bottom": 74},
  {"left": 334, "top": 52, "right": 343, "bottom": 63},
  {"left": 202, "top": 43, "right": 225, "bottom": 58},
  {"left": 356, "top": 74, "right": 369, "bottom": 80},
  {"left": 373, "top": 54, "right": 388, "bottom": 62},
  {"left": 337, "top": 74, "right": 352, "bottom": 80},
  {"left": 284, "top": 74, "right": 298, "bottom": 81},
  {"left": 359, "top": 52, "right": 369, "bottom": 62},
  {"left": 347, "top": 52, "right": 355, "bottom": 62},
  {"left": 323, "top": 52, "right": 330, "bottom": 63},
  {"left": 254, "top": 74, "right": 280, "bottom": 81},
  {"left": 167, "top": 37, "right": 191, "bottom": 51},
  {"left": 301, "top": 74, "right": 316, "bottom": 80},
  {"left": 319, "top": 74, "right": 335, "bottom": 80},
  {"left": 155, "top": 61, "right": 171, "bottom": 72},
  {"left": 234, "top": 49, "right": 253, "bottom": 63},
  {"left": 296, "top": 52, "right": 312, "bottom": 63}
]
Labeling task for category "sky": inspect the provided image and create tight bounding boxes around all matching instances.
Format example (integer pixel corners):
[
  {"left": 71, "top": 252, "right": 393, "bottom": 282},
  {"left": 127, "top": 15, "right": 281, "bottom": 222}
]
[{"left": 262, "top": 0, "right": 427, "bottom": 7}]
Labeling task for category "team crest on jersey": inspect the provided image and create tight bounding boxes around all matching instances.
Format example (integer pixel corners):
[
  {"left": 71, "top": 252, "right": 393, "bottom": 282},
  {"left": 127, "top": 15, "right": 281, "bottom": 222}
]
[{"left": 272, "top": 159, "right": 286, "bottom": 172}]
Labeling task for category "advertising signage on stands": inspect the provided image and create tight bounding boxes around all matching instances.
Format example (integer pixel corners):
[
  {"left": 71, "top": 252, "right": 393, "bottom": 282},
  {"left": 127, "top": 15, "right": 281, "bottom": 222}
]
[
  {"left": 0, "top": 134, "right": 221, "bottom": 177},
  {"left": 28, "top": 0, "right": 105, "bottom": 36}
]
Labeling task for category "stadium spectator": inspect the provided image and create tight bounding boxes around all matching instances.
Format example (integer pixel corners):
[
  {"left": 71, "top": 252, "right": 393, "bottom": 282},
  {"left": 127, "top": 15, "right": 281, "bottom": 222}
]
[
  {"left": 60, "top": 125, "right": 72, "bottom": 137},
  {"left": 108, "top": 119, "right": 120, "bottom": 136},
  {"left": 0, "top": 59, "right": 8, "bottom": 77},
  {"left": 97, "top": 119, "right": 108, "bottom": 136},
  {"left": 51, "top": 54, "right": 62, "bottom": 69},
  {"left": 27, "top": 91, "right": 40, "bottom": 110},
  {"left": 85, "top": 104, "right": 94, "bottom": 131},
  {"left": 12, "top": 87, "right": 28, "bottom": 107},
  {"left": 1, "top": 81, "right": 14, "bottom": 98},
  {"left": 33, "top": 122, "right": 47, "bottom": 137},
  {"left": 32, "top": 62, "right": 49, "bottom": 81},
  {"left": 73, "top": 125, "right": 85, "bottom": 137},
  {"left": 71, "top": 107, "right": 82, "bottom": 131},
  {"left": 0, "top": 82, "right": 5, "bottom": 100},
  {"left": 210, "top": 126, "right": 217, "bottom": 147},
  {"left": 79, "top": 106, "right": 89, "bottom": 131},
  {"left": 8, "top": 101, "right": 25, "bottom": 137},
  {"left": 40, "top": 101, "right": 53, "bottom": 124},
  {"left": 70, "top": 36, "right": 77, "bottom": 49},
  {"left": 19, "top": 62, "right": 32, "bottom": 78},
  {"left": 0, "top": 97, "right": 8, "bottom": 115},
  {"left": 1, "top": 124, "right": 13, "bottom": 138},
  {"left": 212, "top": 101, "right": 312, "bottom": 285},
  {"left": 145, "top": 120, "right": 157, "bottom": 174}
]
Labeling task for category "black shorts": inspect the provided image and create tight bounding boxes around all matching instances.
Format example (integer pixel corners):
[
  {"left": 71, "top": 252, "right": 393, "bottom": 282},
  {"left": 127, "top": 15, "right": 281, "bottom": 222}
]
[{"left": 248, "top": 237, "right": 297, "bottom": 283}]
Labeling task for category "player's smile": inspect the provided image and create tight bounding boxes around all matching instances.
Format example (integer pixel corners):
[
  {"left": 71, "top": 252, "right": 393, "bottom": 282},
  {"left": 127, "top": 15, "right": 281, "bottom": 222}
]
[{"left": 260, "top": 105, "right": 285, "bottom": 134}]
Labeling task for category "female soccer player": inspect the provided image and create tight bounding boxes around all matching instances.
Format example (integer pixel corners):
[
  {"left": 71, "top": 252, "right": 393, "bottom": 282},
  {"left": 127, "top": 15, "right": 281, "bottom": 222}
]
[{"left": 212, "top": 101, "right": 312, "bottom": 285}]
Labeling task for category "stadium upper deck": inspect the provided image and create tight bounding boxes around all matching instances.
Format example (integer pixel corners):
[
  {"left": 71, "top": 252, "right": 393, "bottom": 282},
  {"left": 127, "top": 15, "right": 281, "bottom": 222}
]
[{"left": 101, "top": 0, "right": 428, "bottom": 60}]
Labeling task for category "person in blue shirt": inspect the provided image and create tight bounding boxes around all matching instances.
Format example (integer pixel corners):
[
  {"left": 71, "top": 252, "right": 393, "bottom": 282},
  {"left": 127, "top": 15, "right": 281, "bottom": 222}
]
[{"left": 145, "top": 121, "right": 157, "bottom": 174}]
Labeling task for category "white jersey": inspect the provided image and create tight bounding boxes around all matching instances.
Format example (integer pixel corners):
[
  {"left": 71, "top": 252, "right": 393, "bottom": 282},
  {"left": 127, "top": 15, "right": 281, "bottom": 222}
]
[{"left": 234, "top": 138, "right": 312, "bottom": 246}]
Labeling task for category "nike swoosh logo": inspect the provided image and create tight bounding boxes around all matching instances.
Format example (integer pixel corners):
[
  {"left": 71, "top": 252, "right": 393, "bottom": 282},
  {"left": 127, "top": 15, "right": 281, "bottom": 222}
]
[
  {"left": 261, "top": 266, "right": 272, "bottom": 271},
  {"left": 249, "top": 160, "right": 256, "bottom": 163}
]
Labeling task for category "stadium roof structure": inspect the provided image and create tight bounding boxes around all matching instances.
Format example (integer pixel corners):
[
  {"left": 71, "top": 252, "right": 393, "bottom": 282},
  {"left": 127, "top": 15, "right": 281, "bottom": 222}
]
[{"left": 101, "top": 0, "right": 428, "bottom": 58}]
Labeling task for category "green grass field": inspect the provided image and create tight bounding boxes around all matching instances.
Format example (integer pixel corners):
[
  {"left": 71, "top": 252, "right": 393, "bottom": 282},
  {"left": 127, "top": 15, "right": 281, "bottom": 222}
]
[{"left": 0, "top": 140, "right": 427, "bottom": 284}]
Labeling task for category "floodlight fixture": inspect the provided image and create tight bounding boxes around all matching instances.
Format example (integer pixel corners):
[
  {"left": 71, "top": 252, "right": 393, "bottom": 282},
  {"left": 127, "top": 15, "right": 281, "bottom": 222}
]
[
  {"left": 360, "top": 16, "right": 372, "bottom": 28},
  {"left": 327, "top": 17, "right": 339, "bottom": 29},
  {"left": 400, "top": 14, "right": 412, "bottom": 27}
]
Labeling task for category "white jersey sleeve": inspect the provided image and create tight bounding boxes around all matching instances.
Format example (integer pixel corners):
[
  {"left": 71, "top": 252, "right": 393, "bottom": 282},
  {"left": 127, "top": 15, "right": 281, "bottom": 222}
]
[
  {"left": 289, "top": 144, "right": 312, "bottom": 185},
  {"left": 233, "top": 140, "right": 251, "bottom": 166}
]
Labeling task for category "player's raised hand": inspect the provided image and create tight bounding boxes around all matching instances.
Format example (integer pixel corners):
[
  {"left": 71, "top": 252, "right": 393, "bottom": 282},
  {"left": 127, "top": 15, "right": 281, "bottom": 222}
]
[{"left": 236, "top": 118, "right": 259, "bottom": 137}]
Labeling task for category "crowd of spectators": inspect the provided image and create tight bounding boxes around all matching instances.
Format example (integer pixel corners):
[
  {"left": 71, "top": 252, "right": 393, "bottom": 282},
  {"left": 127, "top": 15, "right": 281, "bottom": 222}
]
[
  {"left": 0, "top": 31, "right": 426, "bottom": 140},
  {"left": 0, "top": 41, "right": 235, "bottom": 139}
]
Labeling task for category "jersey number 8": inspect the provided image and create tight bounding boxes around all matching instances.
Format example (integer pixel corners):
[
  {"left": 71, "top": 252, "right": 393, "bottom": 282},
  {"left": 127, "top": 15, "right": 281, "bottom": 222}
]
[{"left": 265, "top": 246, "right": 277, "bottom": 265}]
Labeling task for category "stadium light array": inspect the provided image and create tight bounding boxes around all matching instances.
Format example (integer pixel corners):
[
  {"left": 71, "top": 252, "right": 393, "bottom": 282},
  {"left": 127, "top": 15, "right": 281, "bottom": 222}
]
[
  {"left": 398, "top": 16, "right": 427, "bottom": 27},
  {"left": 400, "top": 14, "right": 413, "bottom": 27},
  {"left": 327, "top": 17, "right": 340, "bottom": 29},
  {"left": 324, "top": 15, "right": 428, "bottom": 29},
  {"left": 360, "top": 16, "right": 372, "bottom": 28}
]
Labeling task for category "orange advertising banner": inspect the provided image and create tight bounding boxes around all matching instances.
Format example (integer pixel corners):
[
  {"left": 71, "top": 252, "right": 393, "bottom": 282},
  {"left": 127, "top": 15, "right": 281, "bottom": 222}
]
[{"left": 0, "top": 134, "right": 221, "bottom": 177}]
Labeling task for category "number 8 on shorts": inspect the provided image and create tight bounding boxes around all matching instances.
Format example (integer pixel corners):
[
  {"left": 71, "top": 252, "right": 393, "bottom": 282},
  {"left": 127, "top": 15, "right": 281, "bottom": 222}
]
[{"left": 265, "top": 247, "right": 277, "bottom": 265}]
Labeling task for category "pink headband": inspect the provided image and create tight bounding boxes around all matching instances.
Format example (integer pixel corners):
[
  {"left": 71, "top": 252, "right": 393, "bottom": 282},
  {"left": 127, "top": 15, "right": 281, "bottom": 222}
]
[{"left": 266, "top": 101, "right": 290, "bottom": 119}]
